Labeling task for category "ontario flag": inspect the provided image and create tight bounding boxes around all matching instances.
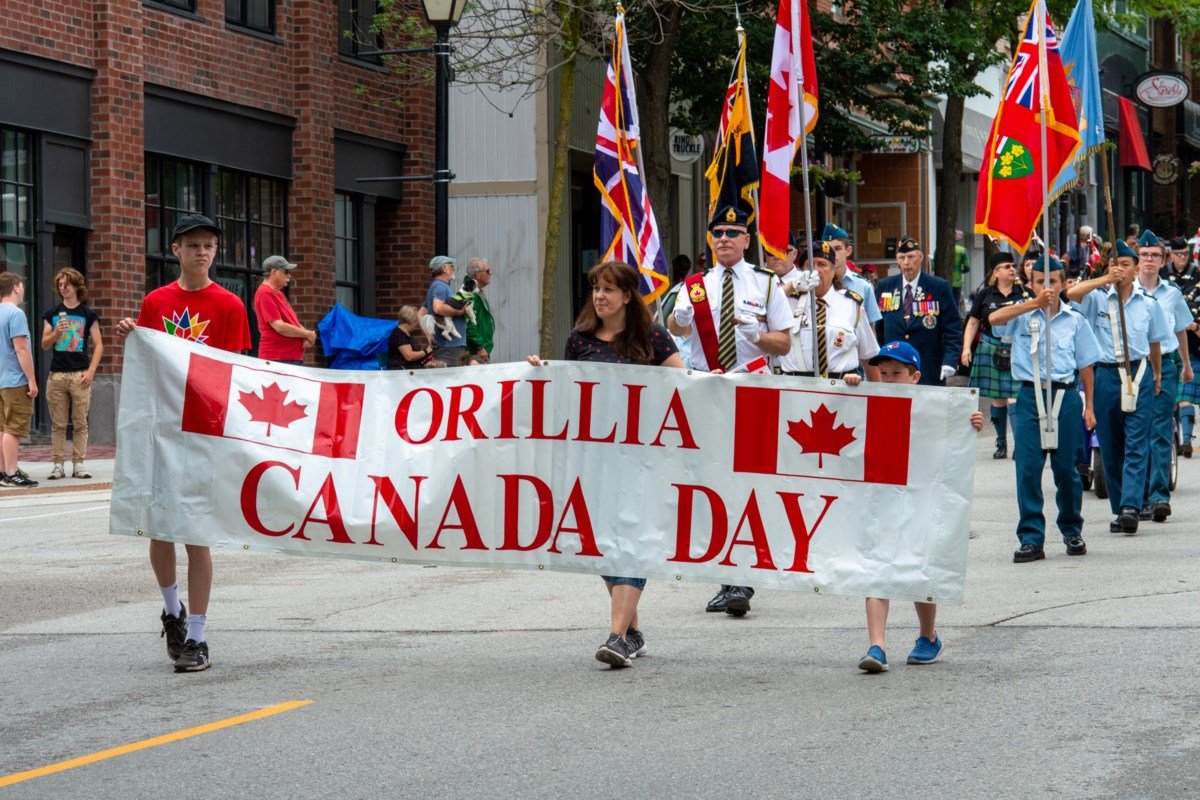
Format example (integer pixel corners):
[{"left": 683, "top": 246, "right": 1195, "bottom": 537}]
[
  {"left": 974, "top": 0, "right": 1080, "bottom": 251},
  {"left": 593, "top": 4, "right": 669, "bottom": 303},
  {"left": 181, "top": 354, "right": 364, "bottom": 459},
  {"left": 759, "top": 0, "right": 818, "bottom": 259},
  {"left": 731, "top": 386, "right": 910, "bottom": 485},
  {"left": 704, "top": 28, "right": 760, "bottom": 233}
]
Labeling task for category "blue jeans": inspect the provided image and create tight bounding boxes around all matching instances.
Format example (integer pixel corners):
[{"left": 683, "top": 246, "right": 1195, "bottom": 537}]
[
  {"left": 602, "top": 576, "right": 647, "bottom": 590},
  {"left": 1142, "top": 354, "right": 1180, "bottom": 505},
  {"left": 1012, "top": 384, "right": 1084, "bottom": 546},
  {"left": 1093, "top": 365, "right": 1155, "bottom": 514}
]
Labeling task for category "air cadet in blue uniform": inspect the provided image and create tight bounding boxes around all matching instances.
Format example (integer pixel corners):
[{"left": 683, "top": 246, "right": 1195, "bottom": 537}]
[
  {"left": 820, "top": 223, "right": 882, "bottom": 327},
  {"left": 989, "top": 255, "right": 1102, "bottom": 562},
  {"left": 1133, "top": 230, "right": 1194, "bottom": 521},
  {"left": 1066, "top": 240, "right": 1171, "bottom": 534},
  {"left": 1162, "top": 235, "right": 1200, "bottom": 456},
  {"left": 875, "top": 237, "right": 963, "bottom": 386}
]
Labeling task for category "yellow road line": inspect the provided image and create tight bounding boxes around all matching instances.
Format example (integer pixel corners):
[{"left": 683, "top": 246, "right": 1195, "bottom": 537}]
[{"left": 0, "top": 700, "right": 312, "bottom": 788}]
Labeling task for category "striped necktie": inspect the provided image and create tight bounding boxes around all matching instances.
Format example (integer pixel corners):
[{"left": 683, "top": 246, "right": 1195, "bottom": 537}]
[
  {"left": 718, "top": 267, "right": 736, "bottom": 371},
  {"left": 816, "top": 298, "right": 829, "bottom": 377},
  {"left": 903, "top": 284, "right": 914, "bottom": 317}
]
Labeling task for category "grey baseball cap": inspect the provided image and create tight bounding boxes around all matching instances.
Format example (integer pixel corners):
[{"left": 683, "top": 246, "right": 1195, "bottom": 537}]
[
  {"left": 263, "top": 255, "right": 297, "bottom": 273},
  {"left": 429, "top": 255, "right": 456, "bottom": 272}
]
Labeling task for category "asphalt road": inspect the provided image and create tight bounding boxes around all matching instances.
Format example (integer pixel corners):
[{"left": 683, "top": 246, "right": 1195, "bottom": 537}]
[{"left": 2, "top": 436, "right": 1198, "bottom": 800}]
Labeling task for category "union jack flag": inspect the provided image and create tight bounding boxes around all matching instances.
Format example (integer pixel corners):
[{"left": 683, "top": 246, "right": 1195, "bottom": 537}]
[
  {"left": 1004, "top": 9, "right": 1062, "bottom": 110},
  {"left": 593, "top": 5, "right": 669, "bottom": 303}
]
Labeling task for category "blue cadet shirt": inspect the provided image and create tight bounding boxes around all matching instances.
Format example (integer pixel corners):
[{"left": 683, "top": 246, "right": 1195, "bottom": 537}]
[
  {"left": 1135, "top": 279, "right": 1193, "bottom": 356},
  {"left": 994, "top": 304, "right": 1101, "bottom": 383},
  {"left": 843, "top": 270, "right": 881, "bottom": 324},
  {"left": 1075, "top": 286, "right": 1171, "bottom": 362}
]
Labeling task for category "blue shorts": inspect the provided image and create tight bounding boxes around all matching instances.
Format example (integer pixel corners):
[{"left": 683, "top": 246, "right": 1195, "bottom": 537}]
[{"left": 602, "top": 576, "right": 647, "bottom": 590}]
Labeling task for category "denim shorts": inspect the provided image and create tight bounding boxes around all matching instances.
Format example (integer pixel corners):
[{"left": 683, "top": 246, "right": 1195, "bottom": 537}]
[{"left": 602, "top": 576, "right": 647, "bottom": 590}]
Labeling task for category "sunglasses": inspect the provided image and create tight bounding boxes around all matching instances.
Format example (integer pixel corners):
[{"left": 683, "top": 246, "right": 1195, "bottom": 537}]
[{"left": 711, "top": 228, "right": 746, "bottom": 239}]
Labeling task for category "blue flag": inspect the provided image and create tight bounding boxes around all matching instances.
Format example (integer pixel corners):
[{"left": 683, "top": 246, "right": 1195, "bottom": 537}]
[{"left": 1050, "top": 0, "right": 1104, "bottom": 199}]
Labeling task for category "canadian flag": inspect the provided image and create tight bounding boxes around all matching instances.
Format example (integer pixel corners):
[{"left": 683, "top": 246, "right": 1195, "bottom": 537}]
[
  {"left": 732, "top": 386, "right": 910, "bottom": 485},
  {"left": 181, "top": 353, "right": 364, "bottom": 459}
]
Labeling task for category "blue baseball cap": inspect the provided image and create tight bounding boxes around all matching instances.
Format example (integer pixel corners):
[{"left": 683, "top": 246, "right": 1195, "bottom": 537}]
[
  {"left": 869, "top": 341, "right": 921, "bottom": 370},
  {"left": 821, "top": 222, "right": 850, "bottom": 242}
]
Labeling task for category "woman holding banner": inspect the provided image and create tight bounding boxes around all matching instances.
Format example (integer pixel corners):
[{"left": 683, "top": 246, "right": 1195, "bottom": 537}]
[
  {"left": 529, "top": 261, "right": 683, "bottom": 668},
  {"left": 962, "top": 252, "right": 1032, "bottom": 459}
]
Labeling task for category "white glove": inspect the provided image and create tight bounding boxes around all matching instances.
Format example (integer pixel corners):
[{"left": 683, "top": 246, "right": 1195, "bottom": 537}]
[
  {"left": 735, "top": 316, "right": 761, "bottom": 344},
  {"left": 792, "top": 271, "right": 821, "bottom": 293},
  {"left": 672, "top": 303, "right": 694, "bottom": 326},
  {"left": 940, "top": 365, "right": 957, "bottom": 381}
]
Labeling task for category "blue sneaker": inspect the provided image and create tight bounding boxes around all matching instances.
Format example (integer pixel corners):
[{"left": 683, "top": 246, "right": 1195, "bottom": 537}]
[
  {"left": 857, "top": 645, "right": 888, "bottom": 673},
  {"left": 906, "top": 635, "right": 943, "bottom": 665}
]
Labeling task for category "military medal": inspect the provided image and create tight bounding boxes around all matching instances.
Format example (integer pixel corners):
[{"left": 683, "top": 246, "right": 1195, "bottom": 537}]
[
  {"left": 834, "top": 331, "right": 845, "bottom": 349},
  {"left": 923, "top": 314, "right": 937, "bottom": 329},
  {"left": 689, "top": 283, "right": 707, "bottom": 303}
]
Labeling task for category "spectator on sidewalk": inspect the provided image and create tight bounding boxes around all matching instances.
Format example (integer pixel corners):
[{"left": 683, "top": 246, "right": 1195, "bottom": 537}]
[
  {"left": 422, "top": 255, "right": 468, "bottom": 363},
  {"left": 254, "top": 255, "right": 316, "bottom": 365},
  {"left": 0, "top": 272, "right": 39, "bottom": 488},
  {"left": 464, "top": 257, "right": 495, "bottom": 362},
  {"left": 387, "top": 306, "right": 432, "bottom": 370},
  {"left": 39, "top": 268, "right": 103, "bottom": 480}
]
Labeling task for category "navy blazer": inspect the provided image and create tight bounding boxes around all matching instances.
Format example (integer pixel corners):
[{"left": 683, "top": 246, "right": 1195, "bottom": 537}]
[{"left": 874, "top": 271, "right": 964, "bottom": 386}]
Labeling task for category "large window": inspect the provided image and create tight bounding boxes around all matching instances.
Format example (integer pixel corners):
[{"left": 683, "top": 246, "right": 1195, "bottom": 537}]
[
  {"left": 335, "top": 193, "right": 361, "bottom": 312},
  {"left": 0, "top": 128, "right": 34, "bottom": 278},
  {"left": 145, "top": 155, "right": 205, "bottom": 291},
  {"left": 215, "top": 169, "right": 287, "bottom": 307},
  {"left": 226, "top": 0, "right": 275, "bottom": 34},
  {"left": 338, "top": 0, "right": 384, "bottom": 62}
]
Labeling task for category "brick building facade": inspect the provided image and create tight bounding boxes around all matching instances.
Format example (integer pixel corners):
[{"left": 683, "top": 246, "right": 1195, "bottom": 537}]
[{"left": 0, "top": 0, "right": 436, "bottom": 442}]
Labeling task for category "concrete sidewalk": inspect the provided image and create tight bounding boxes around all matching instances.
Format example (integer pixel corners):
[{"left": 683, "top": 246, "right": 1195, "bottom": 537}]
[{"left": 0, "top": 458, "right": 115, "bottom": 498}]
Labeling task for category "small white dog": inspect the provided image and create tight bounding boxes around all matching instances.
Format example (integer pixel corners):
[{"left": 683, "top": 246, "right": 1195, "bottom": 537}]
[{"left": 421, "top": 280, "right": 477, "bottom": 342}]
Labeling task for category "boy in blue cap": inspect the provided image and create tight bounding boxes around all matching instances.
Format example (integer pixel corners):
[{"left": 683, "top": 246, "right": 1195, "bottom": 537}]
[
  {"left": 852, "top": 341, "right": 983, "bottom": 672},
  {"left": 989, "top": 255, "right": 1102, "bottom": 562},
  {"left": 1066, "top": 240, "right": 1171, "bottom": 534}
]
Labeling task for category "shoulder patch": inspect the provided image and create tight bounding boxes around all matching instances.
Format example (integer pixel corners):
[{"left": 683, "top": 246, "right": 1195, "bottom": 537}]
[
  {"left": 845, "top": 289, "right": 863, "bottom": 304},
  {"left": 753, "top": 265, "right": 774, "bottom": 277}
]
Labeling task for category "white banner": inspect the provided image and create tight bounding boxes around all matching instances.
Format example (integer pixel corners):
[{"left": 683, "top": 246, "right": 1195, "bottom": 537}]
[{"left": 111, "top": 330, "right": 979, "bottom": 604}]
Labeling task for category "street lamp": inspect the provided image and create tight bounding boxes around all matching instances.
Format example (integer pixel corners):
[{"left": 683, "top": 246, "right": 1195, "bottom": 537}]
[{"left": 356, "top": 0, "right": 465, "bottom": 256}]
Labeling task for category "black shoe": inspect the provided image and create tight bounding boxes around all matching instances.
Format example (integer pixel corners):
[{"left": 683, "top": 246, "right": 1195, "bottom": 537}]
[
  {"left": 993, "top": 444, "right": 1007, "bottom": 459},
  {"left": 5, "top": 471, "right": 38, "bottom": 488},
  {"left": 1118, "top": 507, "right": 1139, "bottom": 534},
  {"left": 1138, "top": 505, "right": 1153, "bottom": 521},
  {"left": 724, "top": 586, "right": 753, "bottom": 616},
  {"left": 173, "top": 639, "right": 210, "bottom": 672},
  {"left": 1109, "top": 519, "right": 1123, "bottom": 533},
  {"left": 160, "top": 602, "right": 188, "bottom": 661},
  {"left": 1013, "top": 544, "right": 1046, "bottom": 563},
  {"left": 625, "top": 628, "right": 647, "bottom": 659},
  {"left": 1065, "top": 537, "right": 1087, "bottom": 556},
  {"left": 1152, "top": 501, "right": 1171, "bottom": 522},
  {"left": 1182, "top": 443, "right": 1193, "bottom": 458},
  {"left": 705, "top": 585, "right": 731, "bottom": 613},
  {"left": 595, "top": 633, "right": 632, "bottom": 668}
]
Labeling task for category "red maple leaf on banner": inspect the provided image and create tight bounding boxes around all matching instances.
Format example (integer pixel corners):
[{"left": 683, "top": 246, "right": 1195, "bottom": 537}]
[
  {"left": 237, "top": 382, "right": 309, "bottom": 436},
  {"left": 786, "top": 403, "right": 857, "bottom": 469}
]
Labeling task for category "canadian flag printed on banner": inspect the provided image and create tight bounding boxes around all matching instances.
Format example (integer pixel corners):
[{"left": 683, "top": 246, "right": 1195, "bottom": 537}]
[
  {"left": 181, "top": 353, "right": 364, "bottom": 459},
  {"left": 732, "top": 386, "right": 910, "bottom": 485}
]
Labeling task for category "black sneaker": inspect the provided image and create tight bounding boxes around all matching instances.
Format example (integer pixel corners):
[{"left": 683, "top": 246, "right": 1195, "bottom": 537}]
[
  {"left": 174, "top": 639, "right": 211, "bottom": 672},
  {"left": 626, "top": 628, "right": 647, "bottom": 659},
  {"left": 595, "top": 633, "right": 632, "bottom": 668},
  {"left": 724, "top": 586, "right": 753, "bottom": 616},
  {"left": 0, "top": 473, "right": 14, "bottom": 488},
  {"left": 6, "top": 471, "right": 38, "bottom": 488},
  {"left": 160, "top": 602, "right": 188, "bottom": 661}
]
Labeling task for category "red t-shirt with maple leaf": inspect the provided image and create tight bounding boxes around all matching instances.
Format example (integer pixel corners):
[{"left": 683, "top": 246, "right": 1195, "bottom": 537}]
[{"left": 136, "top": 282, "right": 251, "bottom": 353}]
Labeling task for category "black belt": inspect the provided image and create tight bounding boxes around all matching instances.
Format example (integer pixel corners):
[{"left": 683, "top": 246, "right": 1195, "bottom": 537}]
[
  {"left": 777, "top": 370, "right": 850, "bottom": 379},
  {"left": 1021, "top": 380, "right": 1075, "bottom": 391},
  {"left": 1096, "top": 360, "right": 1143, "bottom": 370}
]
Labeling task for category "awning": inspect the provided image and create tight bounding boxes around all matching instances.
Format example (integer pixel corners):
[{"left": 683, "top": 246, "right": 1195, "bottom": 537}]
[
  {"left": 1183, "top": 99, "right": 1200, "bottom": 150},
  {"left": 1118, "top": 97, "right": 1151, "bottom": 171},
  {"left": 933, "top": 106, "right": 993, "bottom": 174}
]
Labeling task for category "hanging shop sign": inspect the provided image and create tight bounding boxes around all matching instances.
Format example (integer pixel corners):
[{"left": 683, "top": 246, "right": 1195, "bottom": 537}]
[
  {"left": 1152, "top": 155, "right": 1181, "bottom": 186},
  {"left": 1135, "top": 71, "right": 1190, "bottom": 108},
  {"left": 669, "top": 129, "right": 705, "bottom": 163}
]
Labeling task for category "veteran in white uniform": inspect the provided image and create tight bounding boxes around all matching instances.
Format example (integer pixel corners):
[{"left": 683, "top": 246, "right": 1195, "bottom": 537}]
[{"left": 786, "top": 240, "right": 881, "bottom": 379}]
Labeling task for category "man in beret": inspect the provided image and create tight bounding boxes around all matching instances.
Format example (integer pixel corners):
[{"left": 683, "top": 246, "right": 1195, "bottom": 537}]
[
  {"left": 873, "top": 237, "right": 963, "bottom": 386},
  {"left": 1162, "top": 235, "right": 1200, "bottom": 457},
  {"left": 115, "top": 213, "right": 251, "bottom": 673}
]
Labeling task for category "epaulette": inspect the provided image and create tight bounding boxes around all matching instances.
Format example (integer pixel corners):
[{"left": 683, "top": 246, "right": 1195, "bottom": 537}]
[
  {"left": 844, "top": 289, "right": 863, "bottom": 304},
  {"left": 753, "top": 265, "right": 774, "bottom": 277}
]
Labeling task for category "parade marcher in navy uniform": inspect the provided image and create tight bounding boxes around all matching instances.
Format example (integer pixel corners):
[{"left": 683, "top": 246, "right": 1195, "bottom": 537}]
[
  {"left": 1067, "top": 240, "right": 1171, "bottom": 534},
  {"left": 989, "top": 255, "right": 1101, "bottom": 562},
  {"left": 668, "top": 204, "right": 792, "bottom": 618},
  {"left": 962, "top": 251, "right": 1033, "bottom": 458},
  {"left": 1163, "top": 235, "right": 1200, "bottom": 457},
  {"left": 875, "top": 237, "right": 963, "bottom": 386},
  {"left": 786, "top": 240, "right": 881, "bottom": 379},
  {"left": 1132, "top": 231, "right": 1194, "bottom": 521},
  {"left": 821, "top": 223, "right": 882, "bottom": 328}
]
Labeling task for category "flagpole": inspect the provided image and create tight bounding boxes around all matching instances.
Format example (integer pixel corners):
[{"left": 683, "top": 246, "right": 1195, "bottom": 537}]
[
  {"left": 1099, "top": 137, "right": 1134, "bottom": 398},
  {"left": 1037, "top": 0, "right": 1055, "bottom": 447},
  {"left": 737, "top": 20, "right": 767, "bottom": 270},
  {"left": 791, "top": 0, "right": 819, "bottom": 374}
]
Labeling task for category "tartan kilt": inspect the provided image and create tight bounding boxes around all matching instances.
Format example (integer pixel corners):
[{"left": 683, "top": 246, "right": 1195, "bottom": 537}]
[
  {"left": 968, "top": 336, "right": 1019, "bottom": 399},
  {"left": 1179, "top": 354, "right": 1200, "bottom": 403}
]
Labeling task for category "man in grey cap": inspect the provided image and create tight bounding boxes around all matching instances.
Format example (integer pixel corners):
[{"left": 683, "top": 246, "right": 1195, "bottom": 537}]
[
  {"left": 422, "top": 255, "right": 468, "bottom": 363},
  {"left": 254, "top": 254, "right": 316, "bottom": 365}
]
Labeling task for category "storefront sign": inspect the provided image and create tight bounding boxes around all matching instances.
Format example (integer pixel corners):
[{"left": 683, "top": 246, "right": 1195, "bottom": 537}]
[
  {"left": 669, "top": 129, "right": 704, "bottom": 163},
  {"left": 873, "top": 136, "right": 921, "bottom": 154},
  {"left": 1135, "top": 72, "right": 1189, "bottom": 108},
  {"left": 1153, "top": 154, "right": 1181, "bottom": 186}
]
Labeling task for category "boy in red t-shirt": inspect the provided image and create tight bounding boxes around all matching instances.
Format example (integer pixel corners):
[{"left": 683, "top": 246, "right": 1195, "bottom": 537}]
[{"left": 117, "top": 213, "right": 250, "bottom": 673}]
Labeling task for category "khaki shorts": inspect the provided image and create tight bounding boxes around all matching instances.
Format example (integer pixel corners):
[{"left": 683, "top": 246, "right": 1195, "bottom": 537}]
[{"left": 1, "top": 385, "right": 33, "bottom": 437}]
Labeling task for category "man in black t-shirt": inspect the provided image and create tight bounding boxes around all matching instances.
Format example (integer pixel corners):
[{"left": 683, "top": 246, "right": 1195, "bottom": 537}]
[{"left": 39, "top": 268, "right": 102, "bottom": 480}]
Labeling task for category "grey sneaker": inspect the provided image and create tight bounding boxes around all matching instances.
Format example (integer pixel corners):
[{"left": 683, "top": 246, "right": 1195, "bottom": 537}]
[
  {"left": 72, "top": 464, "right": 92, "bottom": 479},
  {"left": 595, "top": 633, "right": 633, "bottom": 668},
  {"left": 626, "top": 628, "right": 647, "bottom": 658},
  {"left": 48, "top": 464, "right": 66, "bottom": 480}
]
